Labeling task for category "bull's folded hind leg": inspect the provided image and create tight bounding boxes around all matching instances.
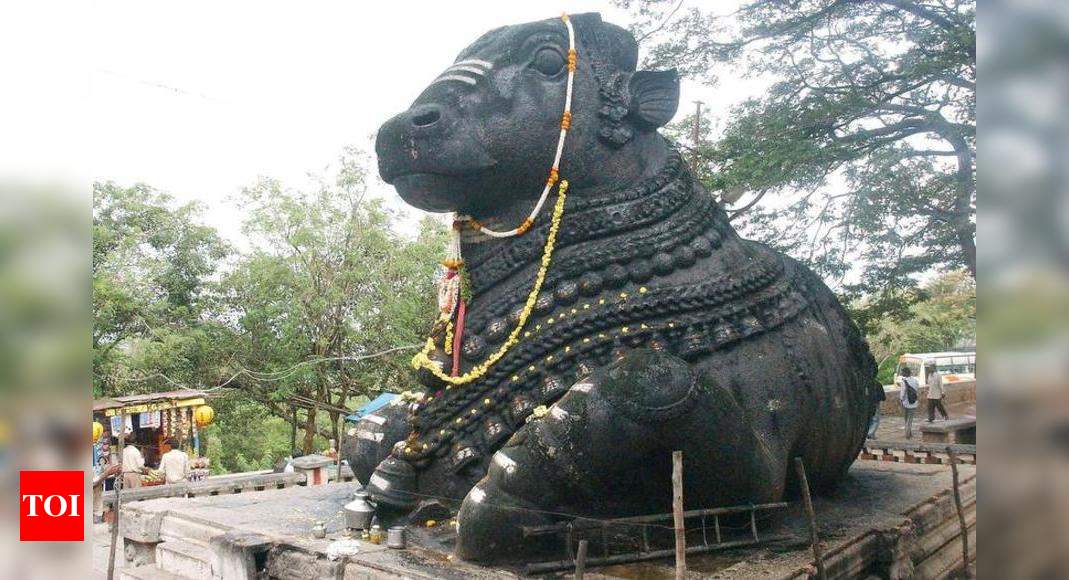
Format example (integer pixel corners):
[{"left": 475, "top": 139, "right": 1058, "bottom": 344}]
[{"left": 455, "top": 349, "right": 784, "bottom": 562}]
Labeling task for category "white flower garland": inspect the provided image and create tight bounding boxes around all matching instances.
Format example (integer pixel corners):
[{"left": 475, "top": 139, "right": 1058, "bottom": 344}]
[{"left": 454, "top": 12, "right": 577, "bottom": 239}]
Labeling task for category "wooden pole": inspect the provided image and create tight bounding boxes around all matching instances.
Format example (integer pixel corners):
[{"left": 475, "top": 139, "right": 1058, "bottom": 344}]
[
  {"left": 575, "top": 539, "right": 588, "bottom": 579},
  {"left": 672, "top": 450, "right": 686, "bottom": 580},
  {"left": 794, "top": 457, "right": 826, "bottom": 580},
  {"left": 107, "top": 413, "right": 125, "bottom": 580},
  {"left": 946, "top": 447, "right": 971, "bottom": 577}
]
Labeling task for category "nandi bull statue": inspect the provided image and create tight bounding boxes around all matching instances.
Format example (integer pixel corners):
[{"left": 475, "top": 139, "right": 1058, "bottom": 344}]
[{"left": 345, "top": 12, "right": 877, "bottom": 563}]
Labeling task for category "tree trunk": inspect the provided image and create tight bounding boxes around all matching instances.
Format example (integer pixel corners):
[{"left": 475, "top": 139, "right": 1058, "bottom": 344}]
[
  {"left": 931, "top": 121, "right": 976, "bottom": 279},
  {"left": 951, "top": 138, "right": 977, "bottom": 278},
  {"left": 302, "top": 406, "right": 317, "bottom": 455},
  {"left": 329, "top": 410, "right": 340, "bottom": 450}
]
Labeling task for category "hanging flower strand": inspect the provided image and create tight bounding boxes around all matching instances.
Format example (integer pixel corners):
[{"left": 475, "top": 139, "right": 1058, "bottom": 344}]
[
  {"left": 413, "top": 13, "right": 578, "bottom": 387},
  {"left": 412, "top": 181, "right": 571, "bottom": 386},
  {"left": 454, "top": 12, "right": 577, "bottom": 238}
]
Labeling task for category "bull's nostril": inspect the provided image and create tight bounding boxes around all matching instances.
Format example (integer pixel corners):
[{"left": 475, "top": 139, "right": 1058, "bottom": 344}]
[{"left": 412, "top": 108, "right": 441, "bottom": 128}]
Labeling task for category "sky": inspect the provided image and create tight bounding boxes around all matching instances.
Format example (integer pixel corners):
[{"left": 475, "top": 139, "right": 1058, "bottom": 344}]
[{"left": 4, "top": 1, "right": 764, "bottom": 245}]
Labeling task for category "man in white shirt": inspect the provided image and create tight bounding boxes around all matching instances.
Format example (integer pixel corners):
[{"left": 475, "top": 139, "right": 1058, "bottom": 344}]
[
  {"left": 925, "top": 364, "right": 950, "bottom": 422},
  {"left": 121, "top": 443, "right": 145, "bottom": 489},
  {"left": 160, "top": 438, "right": 190, "bottom": 485}
]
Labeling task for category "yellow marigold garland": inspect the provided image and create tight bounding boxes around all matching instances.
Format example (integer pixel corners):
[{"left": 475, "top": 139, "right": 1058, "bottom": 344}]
[
  {"left": 443, "top": 320, "right": 455, "bottom": 355},
  {"left": 411, "top": 180, "right": 570, "bottom": 385}
]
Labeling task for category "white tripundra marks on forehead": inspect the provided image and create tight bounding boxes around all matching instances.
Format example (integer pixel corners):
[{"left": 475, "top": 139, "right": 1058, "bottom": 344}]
[{"left": 432, "top": 58, "right": 494, "bottom": 87}]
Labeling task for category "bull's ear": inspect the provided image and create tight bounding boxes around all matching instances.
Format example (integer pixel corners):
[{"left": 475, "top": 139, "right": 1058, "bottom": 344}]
[{"left": 628, "top": 69, "right": 680, "bottom": 128}]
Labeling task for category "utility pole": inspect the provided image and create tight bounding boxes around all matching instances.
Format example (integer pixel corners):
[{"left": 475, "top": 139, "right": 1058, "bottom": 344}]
[{"left": 691, "top": 100, "right": 704, "bottom": 170}]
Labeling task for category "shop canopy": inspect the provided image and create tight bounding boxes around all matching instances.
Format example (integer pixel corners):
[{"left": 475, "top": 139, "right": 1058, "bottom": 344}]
[
  {"left": 93, "top": 389, "right": 207, "bottom": 417},
  {"left": 345, "top": 393, "right": 399, "bottom": 422}
]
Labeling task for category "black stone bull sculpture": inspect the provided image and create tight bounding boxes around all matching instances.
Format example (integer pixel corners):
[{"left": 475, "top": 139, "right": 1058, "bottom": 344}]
[{"left": 345, "top": 12, "right": 877, "bottom": 563}]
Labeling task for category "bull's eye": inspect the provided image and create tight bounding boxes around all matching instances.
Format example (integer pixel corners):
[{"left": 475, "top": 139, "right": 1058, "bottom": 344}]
[{"left": 532, "top": 47, "right": 566, "bottom": 77}]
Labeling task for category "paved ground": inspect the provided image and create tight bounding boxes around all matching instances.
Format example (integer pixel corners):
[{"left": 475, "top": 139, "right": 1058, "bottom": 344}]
[
  {"left": 870, "top": 398, "right": 976, "bottom": 442},
  {"left": 105, "top": 461, "right": 972, "bottom": 579},
  {"left": 90, "top": 401, "right": 976, "bottom": 579},
  {"left": 92, "top": 522, "right": 123, "bottom": 580}
]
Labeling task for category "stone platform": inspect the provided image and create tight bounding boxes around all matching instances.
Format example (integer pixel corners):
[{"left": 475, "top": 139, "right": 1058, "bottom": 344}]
[{"left": 105, "top": 460, "right": 975, "bottom": 579}]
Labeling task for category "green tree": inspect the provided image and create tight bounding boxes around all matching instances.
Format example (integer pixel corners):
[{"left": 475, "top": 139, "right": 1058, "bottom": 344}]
[
  {"left": 216, "top": 148, "right": 446, "bottom": 453},
  {"left": 864, "top": 269, "right": 975, "bottom": 383},
  {"left": 92, "top": 148, "right": 446, "bottom": 466},
  {"left": 92, "top": 182, "right": 230, "bottom": 396},
  {"left": 623, "top": 0, "right": 975, "bottom": 301}
]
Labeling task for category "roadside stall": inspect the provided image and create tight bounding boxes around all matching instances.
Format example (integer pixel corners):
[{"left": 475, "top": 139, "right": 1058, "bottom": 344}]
[{"left": 92, "top": 389, "right": 214, "bottom": 487}]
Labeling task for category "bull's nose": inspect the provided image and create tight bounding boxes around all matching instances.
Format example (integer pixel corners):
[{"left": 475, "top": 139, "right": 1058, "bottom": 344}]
[{"left": 409, "top": 104, "right": 442, "bottom": 129}]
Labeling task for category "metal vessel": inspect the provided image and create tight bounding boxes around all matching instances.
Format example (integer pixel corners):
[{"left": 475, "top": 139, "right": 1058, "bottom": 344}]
[
  {"left": 343, "top": 488, "right": 376, "bottom": 531},
  {"left": 387, "top": 526, "right": 405, "bottom": 549}
]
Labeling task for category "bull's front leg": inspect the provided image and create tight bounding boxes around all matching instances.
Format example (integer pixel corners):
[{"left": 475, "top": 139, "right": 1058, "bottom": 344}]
[
  {"left": 455, "top": 349, "right": 784, "bottom": 562},
  {"left": 342, "top": 395, "right": 416, "bottom": 485}
]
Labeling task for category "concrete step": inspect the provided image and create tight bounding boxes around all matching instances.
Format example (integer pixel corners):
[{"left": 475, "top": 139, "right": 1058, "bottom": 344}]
[
  {"left": 155, "top": 538, "right": 213, "bottom": 578},
  {"left": 159, "top": 513, "right": 228, "bottom": 544},
  {"left": 118, "top": 564, "right": 195, "bottom": 580}
]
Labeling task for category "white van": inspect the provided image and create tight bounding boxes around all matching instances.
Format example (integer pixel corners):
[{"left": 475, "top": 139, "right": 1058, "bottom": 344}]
[{"left": 893, "top": 351, "right": 976, "bottom": 388}]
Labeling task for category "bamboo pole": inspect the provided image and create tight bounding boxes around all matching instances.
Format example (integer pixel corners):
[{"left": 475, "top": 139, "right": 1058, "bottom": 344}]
[
  {"left": 794, "top": 457, "right": 826, "bottom": 580},
  {"left": 107, "top": 413, "right": 125, "bottom": 580},
  {"left": 946, "top": 447, "right": 971, "bottom": 577},
  {"left": 672, "top": 450, "right": 686, "bottom": 580},
  {"left": 575, "top": 539, "right": 588, "bottom": 579}
]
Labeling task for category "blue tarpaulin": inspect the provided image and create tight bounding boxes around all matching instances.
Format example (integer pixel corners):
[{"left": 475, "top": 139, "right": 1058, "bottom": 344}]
[{"left": 345, "top": 393, "right": 399, "bottom": 422}]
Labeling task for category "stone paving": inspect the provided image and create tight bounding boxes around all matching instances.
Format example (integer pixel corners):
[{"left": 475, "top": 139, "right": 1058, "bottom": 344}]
[
  {"left": 870, "top": 398, "right": 976, "bottom": 442},
  {"left": 92, "top": 522, "right": 123, "bottom": 580},
  {"left": 90, "top": 400, "right": 976, "bottom": 579}
]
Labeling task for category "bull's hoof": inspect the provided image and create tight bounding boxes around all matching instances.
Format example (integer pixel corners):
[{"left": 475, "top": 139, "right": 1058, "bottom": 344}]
[
  {"left": 455, "top": 480, "right": 556, "bottom": 562},
  {"left": 343, "top": 401, "right": 412, "bottom": 485}
]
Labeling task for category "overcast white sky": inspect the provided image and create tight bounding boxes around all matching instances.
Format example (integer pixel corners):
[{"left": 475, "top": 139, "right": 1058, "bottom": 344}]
[{"left": 4, "top": 1, "right": 764, "bottom": 244}]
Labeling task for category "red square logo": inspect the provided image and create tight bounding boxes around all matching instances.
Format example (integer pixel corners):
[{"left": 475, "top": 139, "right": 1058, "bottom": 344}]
[{"left": 20, "top": 471, "right": 85, "bottom": 541}]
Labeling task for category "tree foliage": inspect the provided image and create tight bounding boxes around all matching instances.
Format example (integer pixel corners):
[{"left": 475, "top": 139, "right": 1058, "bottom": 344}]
[
  {"left": 216, "top": 148, "right": 446, "bottom": 452},
  {"left": 92, "top": 148, "right": 446, "bottom": 463},
  {"left": 93, "top": 182, "right": 230, "bottom": 397},
  {"left": 861, "top": 269, "right": 975, "bottom": 383},
  {"left": 623, "top": 0, "right": 975, "bottom": 304}
]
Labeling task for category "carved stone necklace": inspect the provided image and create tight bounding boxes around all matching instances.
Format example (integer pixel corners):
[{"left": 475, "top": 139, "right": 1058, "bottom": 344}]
[{"left": 395, "top": 155, "right": 810, "bottom": 470}]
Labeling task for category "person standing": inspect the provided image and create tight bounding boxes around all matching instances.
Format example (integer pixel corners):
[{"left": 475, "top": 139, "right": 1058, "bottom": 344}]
[
  {"left": 122, "top": 442, "right": 145, "bottom": 489},
  {"left": 867, "top": 382, "right": 887, "bottom": 439},
  {"left": 160, "top": 438, "right": 190, "bottom": 484},
  {"left": 92, "top": 459, "right": 122, "bottom": 523},
  {"left": 926, "top": 364, "right": 949, "bottom": 422},
  {"left": 899, "top": 367, "right": 920, "bottom": 439}
]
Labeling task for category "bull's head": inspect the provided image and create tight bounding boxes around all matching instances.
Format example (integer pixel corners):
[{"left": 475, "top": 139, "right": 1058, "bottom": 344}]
[{"left": 376, "top": 13, "right": 680, "bottom": 215}]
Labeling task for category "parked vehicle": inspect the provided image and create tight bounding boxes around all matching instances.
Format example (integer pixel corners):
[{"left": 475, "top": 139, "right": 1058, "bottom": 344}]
[{"left": 893, "top": 351, "right": 976, "bottom": 388}]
